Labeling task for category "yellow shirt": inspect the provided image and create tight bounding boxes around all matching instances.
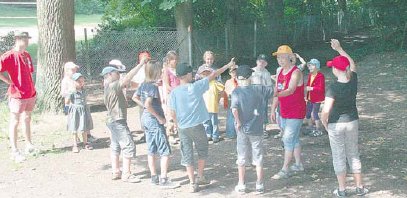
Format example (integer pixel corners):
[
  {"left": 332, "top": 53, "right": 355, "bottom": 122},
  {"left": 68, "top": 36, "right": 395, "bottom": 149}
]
[{"left": 203, "top": 80, "right": 225, "bottom": 113}]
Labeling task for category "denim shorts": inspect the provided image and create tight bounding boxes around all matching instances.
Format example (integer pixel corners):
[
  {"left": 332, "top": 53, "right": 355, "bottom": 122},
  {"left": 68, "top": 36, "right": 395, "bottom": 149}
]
[
  {"left": 236, "top": 130, "right": 263, "bottom": 167},
  {"left": 107, "top": 119, "right": 136, "bottom": 158},
  {"left": 142, "top": 114, "right": 171, "bottom": 156},
  {"left": 280, "top": 118, "right": 303, "bottom": 151},
  {"left": 178, "top": 124, "right": 209, "bottom": 166}
]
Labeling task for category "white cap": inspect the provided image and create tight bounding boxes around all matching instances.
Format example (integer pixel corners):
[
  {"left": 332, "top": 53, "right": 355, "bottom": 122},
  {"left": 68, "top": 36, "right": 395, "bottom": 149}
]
[
  {"left": 109, "top": 59, "right": 126, "bottom": 70},
  {"left": 64, "top": 62, "right": 79, "bottom": 69}
]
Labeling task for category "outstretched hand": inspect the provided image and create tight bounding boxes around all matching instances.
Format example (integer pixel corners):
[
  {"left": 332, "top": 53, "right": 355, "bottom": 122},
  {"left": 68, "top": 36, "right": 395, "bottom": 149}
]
[{"left": 330, "top": 39, "right": 342, "bottom": 51}]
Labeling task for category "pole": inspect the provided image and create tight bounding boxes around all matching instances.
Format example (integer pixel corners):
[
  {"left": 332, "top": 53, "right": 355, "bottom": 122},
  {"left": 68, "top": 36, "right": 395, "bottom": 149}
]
[
  {"left": 225, "top": 27, "right": 229, "bottom": 59},
  {"left": 188, "top": 25, "right": 192, "bottom": 66},
  {"left": 253, "top": 20, "right": 257, "bottom": 58}
]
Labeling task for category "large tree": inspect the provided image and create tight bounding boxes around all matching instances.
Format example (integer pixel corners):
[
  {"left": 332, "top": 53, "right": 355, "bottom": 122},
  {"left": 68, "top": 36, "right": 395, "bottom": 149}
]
[{"left": 36, "top": 0, "right": 76, "bottom": 112}]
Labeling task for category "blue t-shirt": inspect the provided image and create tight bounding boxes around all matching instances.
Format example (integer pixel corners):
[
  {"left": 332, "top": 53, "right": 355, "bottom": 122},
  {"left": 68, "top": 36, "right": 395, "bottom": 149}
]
[
  {"left": 231, "top": 85, "right": 265, "bottom": 136},
  {"left": 169, "top": 78, "right": 210, "bottom": 129},
  {"left": 136, "top": 82, "right": 164, "bottom": 118}
]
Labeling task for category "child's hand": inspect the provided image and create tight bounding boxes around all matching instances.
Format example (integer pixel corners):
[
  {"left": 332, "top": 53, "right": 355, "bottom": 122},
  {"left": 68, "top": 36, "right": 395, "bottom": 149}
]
[
  {"left": 140, "top": 55, "right": 149, "bottom": 65},
  {"left": 228, "top": 57, "right": 236, "bottom": 67},
  {"left": 306, "top": 86, "right": 313, "bottom": 91},
  {"left": 270, "top": 113, "right": 276, "bottom": 123},
  {"left": 158, "top": 117, "right": 166, "bottom": 125},
  {"left": 294, "top": 53, "right": 301, "bottom": 59},
  {"left": 330, "top": 39, "right": 342, "bottom": 51}
]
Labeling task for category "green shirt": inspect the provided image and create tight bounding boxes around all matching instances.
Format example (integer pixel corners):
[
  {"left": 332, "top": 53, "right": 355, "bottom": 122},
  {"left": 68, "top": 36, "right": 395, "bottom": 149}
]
[{"left": 104, "top": 81, "right": 127, "bottom": 123}]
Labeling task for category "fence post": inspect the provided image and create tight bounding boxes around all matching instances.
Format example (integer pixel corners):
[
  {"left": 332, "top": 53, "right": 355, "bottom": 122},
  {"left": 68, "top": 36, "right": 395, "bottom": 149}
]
[
  {"left": 225, "top": 27, "right": 229, "bottom": 58},
  {"left": 84, "top": 28, "right": 91, "bottom": 77},
  {"left": 188, "top": 26, "right": 192, "bottom": 67},
  {"left": 253, "top": 20, "right": 257, "bottom": 58}
]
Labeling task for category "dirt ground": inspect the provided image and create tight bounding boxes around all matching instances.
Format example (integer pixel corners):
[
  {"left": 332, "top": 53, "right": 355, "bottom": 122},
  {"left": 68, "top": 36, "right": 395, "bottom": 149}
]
[{"left": 0, "top": 52, "right": 406, "bottom": 198}]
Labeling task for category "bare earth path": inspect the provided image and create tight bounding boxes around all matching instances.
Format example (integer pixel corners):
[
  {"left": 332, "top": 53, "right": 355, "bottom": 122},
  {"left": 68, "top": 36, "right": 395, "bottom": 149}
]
[{"left": 0, "top": 52, "right": 406, "bottom": 198}]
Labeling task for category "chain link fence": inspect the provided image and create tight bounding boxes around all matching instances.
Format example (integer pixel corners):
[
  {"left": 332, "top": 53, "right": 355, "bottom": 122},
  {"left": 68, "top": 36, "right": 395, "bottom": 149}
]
[{"left": 76, "top": 28, "right": 179, "bottom": 79}]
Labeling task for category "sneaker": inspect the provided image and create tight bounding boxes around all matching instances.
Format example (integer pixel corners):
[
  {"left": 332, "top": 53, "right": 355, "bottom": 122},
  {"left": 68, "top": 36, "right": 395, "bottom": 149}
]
[
  {"left": 207, "top": 137, "right": 213, "bottom": 142},
  {"left": 10, "top": 150, "right": 26, "bottom": 163},
  {"left": 290, "top": 163, "right": 305, "bottom": 172},
  {"left": 272, "top": 169, "right": 291, "bottom": 180},
  {"left": 263, "top": 131, "right": 269, "bottom": 139},
  {"left": 189, "top": 182, "right": 199, "bottom": 193},
  {"left": 255, "top": 182, "right": 265, "bottom": 194},
  {"left": 333, "top": 189, "right": 347, "bottom": 197},
  {"left": 87, "top": 134, "right": 98, "bottom": 143},
  {"left": 234, "top": 183, "right": 247, "bottom": 193},
  {"left": 25, "top": 144, "right": 40, "bottom": 156},
  {"left": 121, "top": 172, "right": 141, "bottom": 183},
  {"left": 213, "top": 138, "right": 220, "bottom": 143},
  {"left": 159, "top": 177, "right": 180, "bottom": 189},
  {"left": 111, "top": 171, "right": 122, "bottom": 180},
  {"left": 196, "top": 176, "right": 210, "bottom": 185},
  {"left": 356, "top": 186, "right": 369, "bottom": 196},
  {"left": 151, "top": 175, "right": 159, "bottom": 185}
]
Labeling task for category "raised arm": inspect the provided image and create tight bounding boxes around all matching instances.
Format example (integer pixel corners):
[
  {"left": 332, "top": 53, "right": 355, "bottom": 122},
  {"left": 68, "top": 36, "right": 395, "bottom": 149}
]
[
  {"left": 207, "top": 58, "right": 235, "bottom": 82},
  {"left": 331, "top": 39, "right": 356, "bottom": 72},
  {"left": 295, "top": 53, "right": 306, "bottom": 71},
  {"left": 121, "top": 57, "right": 148, "bottom": 89}
]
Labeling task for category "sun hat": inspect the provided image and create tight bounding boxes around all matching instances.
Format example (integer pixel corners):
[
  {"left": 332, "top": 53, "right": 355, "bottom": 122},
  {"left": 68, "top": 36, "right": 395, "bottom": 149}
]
[
  {"left": 72, "top": 73, "right": 84, "bottom": 81},
  {"left": 14, "top": 31, "right": 32, "bottom": 39},
  {"left": 100, "top": 66, "right": 126, "bottom": 76},
  {"left": 109, "top": 59, "right": 126, "bottom": 70},
  {"left": 272, "top": 45, "right": 293, "bottom": 56},
  {"left": 326, "top": 55, "right": 350, "bottom": 71},
  {"left": 307, "top": 59, "right": 321, "bottom": 69},
  {"left": 176, "top": 63, "right": 193, "bottom": 77}
]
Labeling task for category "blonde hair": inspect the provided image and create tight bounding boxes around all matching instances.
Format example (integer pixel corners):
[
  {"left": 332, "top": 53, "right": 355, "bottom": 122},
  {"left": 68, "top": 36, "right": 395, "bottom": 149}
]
[
  {"left": 166, "top": 51, "right": 177, "bottom": 61},
  {"left": 144, "top": 60, "right": 162, "bottom": 83},
  {"left": 203, "top": 51, "right": 215, "bottom": 60}
]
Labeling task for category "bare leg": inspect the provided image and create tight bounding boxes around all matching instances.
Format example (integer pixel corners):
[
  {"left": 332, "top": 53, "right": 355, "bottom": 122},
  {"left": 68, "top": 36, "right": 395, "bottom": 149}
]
[
  {"left": 353, "top": 173, "right": 363, "bottom": 188},
  {"left": 237, "top": 165, "right": 245, "bottom": 185},
  {"left": 293, "top": 146, "right": 302, "bottom": 165},
  {"left": 197, "top": 159, "right": 205, "bottom": 177},
  {"left": 160, "top": 156, "right": 169, "bottom": 178},
  {"left": 148, "top": 155, "right": 157, "bottom": 176},
  {"left": 9, "top": 112, "right": 20, "bottom": 151},
  {"left": 22, "top": 111, "right": 33, "bottom": 146},
  {"left": 282, "top": 151, "right": 293, "bottom": 171},
  {"left": 186, "top": 166, "right": 195, "bottom": 183},
  {"left": 73, "top": 133, "right": 78, "bottom": 147},
  {"left": 336, "top": 172, "right": 347, "bottom": 191},
  {"left": 82, "top": 131, "right": 88, "bottom": 145},
  {"left": 123, "top": 157, "right": 132, "bottom": 174},
  {"left": 256, "top": 165, "right": 264, "bottom": 183},
  {"left": 111, "top": 154, "right": 120, "bottom": 173}
]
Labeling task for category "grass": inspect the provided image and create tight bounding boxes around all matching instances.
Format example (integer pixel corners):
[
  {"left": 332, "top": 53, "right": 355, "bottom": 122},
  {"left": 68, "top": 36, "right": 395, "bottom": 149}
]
[{"left": 0, "top": 4, "right": 102, "bottom": 27}]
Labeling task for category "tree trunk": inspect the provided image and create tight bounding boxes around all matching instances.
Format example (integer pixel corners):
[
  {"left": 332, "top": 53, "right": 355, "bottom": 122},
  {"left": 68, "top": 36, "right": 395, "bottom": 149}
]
[
  {"left": 36, "top": 0, "right": 76, "bottom": 112},
  {"left": 267, "top": 0, "right": 285, "bottom": 49},
  {"left": 174, "top": 0, "right": 192, "bottom": 65},
  {"left": 337, "top": 0, "right": 348, "bottom": 34}
]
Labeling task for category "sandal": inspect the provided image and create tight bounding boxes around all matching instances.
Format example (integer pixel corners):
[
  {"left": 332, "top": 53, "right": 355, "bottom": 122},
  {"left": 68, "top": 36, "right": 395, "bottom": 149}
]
[
  {"left": 84, "top": 143, "right": 94, "bottom": 150},
  {"left": 72, "top": 146, "right": 79, "bottom": 153},
  {"left": 309, "top": 130, "right": 324, "bottom": 137},
  {"left": 112, "top": 171, "right": 122, "bottom": 180}
]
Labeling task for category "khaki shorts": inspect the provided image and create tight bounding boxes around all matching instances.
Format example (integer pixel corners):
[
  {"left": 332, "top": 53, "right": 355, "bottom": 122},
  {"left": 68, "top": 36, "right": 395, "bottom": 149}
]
[{"left": 9, "top": 96, "right": 36, "bottom": 113}]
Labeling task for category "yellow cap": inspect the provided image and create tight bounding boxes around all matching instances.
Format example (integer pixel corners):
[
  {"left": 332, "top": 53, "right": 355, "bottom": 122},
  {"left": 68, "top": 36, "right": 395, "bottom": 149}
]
[{"left": 272, "top": 45, "right": 293, "bottom": 56}]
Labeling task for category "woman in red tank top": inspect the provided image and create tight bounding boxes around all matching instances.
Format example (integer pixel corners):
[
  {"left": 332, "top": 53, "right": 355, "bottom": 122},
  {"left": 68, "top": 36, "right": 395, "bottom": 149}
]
[{"left": 270, "top": 45, "right": 306, "bottom": 180}]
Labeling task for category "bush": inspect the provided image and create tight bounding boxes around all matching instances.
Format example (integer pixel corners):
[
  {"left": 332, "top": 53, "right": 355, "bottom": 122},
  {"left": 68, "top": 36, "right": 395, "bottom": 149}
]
[{"left": 0, "top": 31, "right": 15, "bottom": 55}]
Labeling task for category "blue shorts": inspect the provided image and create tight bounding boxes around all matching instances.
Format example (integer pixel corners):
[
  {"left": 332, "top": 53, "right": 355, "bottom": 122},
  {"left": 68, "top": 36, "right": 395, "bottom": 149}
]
[
  {"left": 142, "top": 114, "right": 171, "bottom": 156},
  {"left": 280, "top": 118, "right": 303, "bottom": 151}
]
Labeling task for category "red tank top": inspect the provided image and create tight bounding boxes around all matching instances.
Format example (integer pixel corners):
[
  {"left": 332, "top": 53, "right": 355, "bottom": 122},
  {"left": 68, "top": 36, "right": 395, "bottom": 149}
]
[{"left": 277, "top": 66, "right": 306, "bottom": 119}]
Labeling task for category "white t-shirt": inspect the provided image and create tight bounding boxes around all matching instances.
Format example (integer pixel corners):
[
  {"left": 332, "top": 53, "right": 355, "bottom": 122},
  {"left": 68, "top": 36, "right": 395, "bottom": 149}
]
[{"left": 131, "top": 65, "right": 145, "bottom": 84}]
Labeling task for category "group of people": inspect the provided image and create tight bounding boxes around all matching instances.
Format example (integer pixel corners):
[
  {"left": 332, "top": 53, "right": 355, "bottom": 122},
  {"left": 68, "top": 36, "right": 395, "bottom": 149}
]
[{"left": 0, "top": 31, "right": 369, "bottom": 197}]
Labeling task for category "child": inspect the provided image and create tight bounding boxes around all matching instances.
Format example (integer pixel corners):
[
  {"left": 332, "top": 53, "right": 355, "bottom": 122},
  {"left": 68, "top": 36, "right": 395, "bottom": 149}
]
[
  {"left": 133, "top": 60, "right": 180, "bottom": 189},
  {"left": 305, "top": 58, "right": 325, "bottom": 137},
  {"left": 231, "top": 65, "right": 273, "bottom": 194},
  {"left": 109, "top": 59, "right": 128, "bottom": 100},
  {"left": 61, "top": 62, "right": 79, "bottom": 114},
  {"left": 195, "top": 51, "right": 222, "bottom": 82},
  {"left": 251, "top": 54, "right": 273, "bottom": 139},
  {"left": 224, "top": 66, "right": 238, "bottom": 139},
  {"left": 168, "top": 59, "right": 234, "bottom": 193},
  {"left": 66, "top": 73, "right": 94, "bottom": 153},
  {"left": 199, "top": 66, "right": 225, "bottom": 143},
  {"left": 102, "top": 56, "right": 147, "bottom": 183}
]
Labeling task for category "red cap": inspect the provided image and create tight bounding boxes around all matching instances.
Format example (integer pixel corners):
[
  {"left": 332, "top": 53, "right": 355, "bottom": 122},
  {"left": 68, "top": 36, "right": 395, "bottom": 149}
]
[{"left": 326, "top": 55, "right": 350, "bottom": 71}]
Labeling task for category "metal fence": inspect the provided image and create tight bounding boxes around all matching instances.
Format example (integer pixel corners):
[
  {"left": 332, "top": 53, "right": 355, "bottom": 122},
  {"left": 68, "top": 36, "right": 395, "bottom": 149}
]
[{"left": 76, "top": 28, "right": 180, "bottom": 79}]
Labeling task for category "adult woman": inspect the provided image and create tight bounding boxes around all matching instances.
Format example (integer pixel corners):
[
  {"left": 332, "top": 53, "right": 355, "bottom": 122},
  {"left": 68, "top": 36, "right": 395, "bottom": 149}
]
[{"left": 321, "top": 39, "right": 369, "bottom": 197}]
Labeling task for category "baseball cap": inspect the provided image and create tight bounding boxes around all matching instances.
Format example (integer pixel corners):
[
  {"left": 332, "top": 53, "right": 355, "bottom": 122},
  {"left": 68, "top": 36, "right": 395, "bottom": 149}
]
[
  {"left": 272, "top": 45, "right": 293, "bottom": 56},
  {"left": 72, "top": 73, "right": 84, "bottom": 81},
  {"left": 100, "top": 66, "right": 125, "bottom": 76},
  {"left": 237, "top": 65, "right": 253, "bottom": 79},
  {"left": 109, "top": 59, "right": 126, "bottom": 70},
  {"left": 14, "top": 31, "right": 31, "bottom": 39},
  {"left": 326, "top": 55, "right": 350, "bottom": 71},
  {"left": 257, "top": 54, "right": 267, "bottom": 61},
  {"left": 64, "top": 62, "right": 80, "bottom": 69},
  {"left": 307, "top": 58, "right": 321, "bottom": 69},
  {"left": 197, "top": 65, "right": 212, "bottom": 74},
  {"left": 176, "top": 63, "right": 193, "bottom": 77}
]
